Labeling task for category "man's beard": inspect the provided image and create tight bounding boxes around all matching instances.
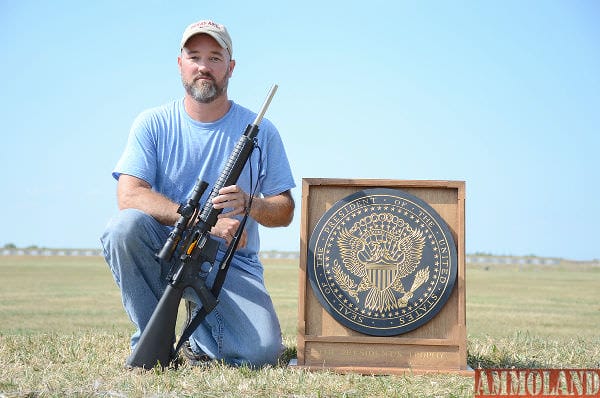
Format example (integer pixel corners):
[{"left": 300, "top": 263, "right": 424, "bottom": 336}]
[{"left": 182, "top": 71, "right": 229, "bottom": 104}]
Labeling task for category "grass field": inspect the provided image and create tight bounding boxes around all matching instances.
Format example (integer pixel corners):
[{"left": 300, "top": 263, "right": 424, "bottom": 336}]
[{"left": 0, "top": 256, "right": 599, "bottom": 397}]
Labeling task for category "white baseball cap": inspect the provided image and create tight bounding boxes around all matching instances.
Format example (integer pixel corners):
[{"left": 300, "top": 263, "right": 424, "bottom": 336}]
[{"left": 180, "top": 20, "right": 232, "bottom": 57}]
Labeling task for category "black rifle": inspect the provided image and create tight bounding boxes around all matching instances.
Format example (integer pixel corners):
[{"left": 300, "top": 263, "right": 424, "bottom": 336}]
[{"left": 125, "top": 85, "right": 278, "bottom": 369}]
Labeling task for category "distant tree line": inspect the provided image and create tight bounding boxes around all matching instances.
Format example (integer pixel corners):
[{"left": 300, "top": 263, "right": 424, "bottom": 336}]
[{"left": 2, "top": 243, "right": 598, "bottom": 264}]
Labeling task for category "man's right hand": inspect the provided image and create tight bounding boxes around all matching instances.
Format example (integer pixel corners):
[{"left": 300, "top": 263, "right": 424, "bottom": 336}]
[{"left": 210, "top": 217, "right": 247, "bottom": 247}]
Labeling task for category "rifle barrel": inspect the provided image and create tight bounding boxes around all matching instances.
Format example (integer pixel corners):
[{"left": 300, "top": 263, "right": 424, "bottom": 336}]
[{"left": 252, "top": 84, "right": 278, "bottom": 126}]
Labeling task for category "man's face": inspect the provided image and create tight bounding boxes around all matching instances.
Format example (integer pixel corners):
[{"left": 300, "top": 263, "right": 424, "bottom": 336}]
[{"left": 178, "top": 34, "right": 234, "bottom": 103}]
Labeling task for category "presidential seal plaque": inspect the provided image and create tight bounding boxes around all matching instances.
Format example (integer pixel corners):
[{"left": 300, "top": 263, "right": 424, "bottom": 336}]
[
  {"left": 296, "top": 179, "right": 469, "bottom": 375},
  {"left": 307, "top": 188, "right": 457, "bottom": 337}
]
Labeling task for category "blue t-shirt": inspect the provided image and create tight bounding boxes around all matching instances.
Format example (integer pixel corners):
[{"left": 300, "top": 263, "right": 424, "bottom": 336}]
[{"left": 113, "top": 99, "right": 295, "bottom": 275}]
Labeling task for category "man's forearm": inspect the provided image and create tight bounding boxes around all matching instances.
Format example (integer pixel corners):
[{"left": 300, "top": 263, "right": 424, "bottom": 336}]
[
  {"left": 247, "top": 190, "right": 294, "bottom": 228},
  {"left": 118, "top": 174, "right": 294, "bottom": 229},
  {"left": 117, "top": 175, "right": 180, "bottom": 226}
]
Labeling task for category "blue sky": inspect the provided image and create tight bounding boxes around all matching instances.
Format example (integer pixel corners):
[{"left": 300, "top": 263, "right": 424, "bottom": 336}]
[{"left": 1, "top": 1, "right": 598, "bottom": 261}]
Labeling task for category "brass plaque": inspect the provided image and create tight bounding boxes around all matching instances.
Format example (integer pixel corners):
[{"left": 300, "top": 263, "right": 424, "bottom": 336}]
[{"left": 307, "top": 188, "right": 457, "bottom": 336}]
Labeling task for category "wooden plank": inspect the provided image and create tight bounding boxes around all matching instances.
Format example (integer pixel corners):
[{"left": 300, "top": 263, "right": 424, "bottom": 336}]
[
  {"left": 303, "top": 341, "right": 461, "bottom": 369},
  {"left": 301, "top": 335, "right": 460, "bottom": 346}
]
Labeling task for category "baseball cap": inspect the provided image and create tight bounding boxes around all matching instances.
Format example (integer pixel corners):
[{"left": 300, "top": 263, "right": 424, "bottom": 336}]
[{"left": 180, "top": 20, "right": 233, "bottom": 57}]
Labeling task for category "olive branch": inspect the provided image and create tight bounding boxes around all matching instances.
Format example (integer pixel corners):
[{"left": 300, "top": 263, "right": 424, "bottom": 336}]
[{"left": 332, "top": 259, "right": 359, "bottom": 300}]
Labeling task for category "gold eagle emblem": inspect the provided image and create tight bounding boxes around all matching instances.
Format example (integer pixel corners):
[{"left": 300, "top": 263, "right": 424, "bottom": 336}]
[{"left": 335, "top": 213, "right": 429, "bottom": 312}]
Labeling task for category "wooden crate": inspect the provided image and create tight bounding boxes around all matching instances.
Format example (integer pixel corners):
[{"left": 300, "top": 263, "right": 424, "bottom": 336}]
[{"left": 296, "top": 178, "right": 470, "bottom": 375}]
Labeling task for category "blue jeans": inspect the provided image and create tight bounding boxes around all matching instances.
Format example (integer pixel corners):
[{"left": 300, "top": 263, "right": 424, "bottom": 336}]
[{"left": 100, "top": 208, "right": 284, "bottom": 367}]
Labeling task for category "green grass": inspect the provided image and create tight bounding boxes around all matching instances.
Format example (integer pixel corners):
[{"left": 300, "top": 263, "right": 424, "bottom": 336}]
[
  {"left": 0, "top": 256, "right": 599, "bottom": 397},
  {"left": 0, "top": 256, "right": 130, "bottom": 334},
  {"left": 466, "top": 264, "right": 600, "bottom": 338}
]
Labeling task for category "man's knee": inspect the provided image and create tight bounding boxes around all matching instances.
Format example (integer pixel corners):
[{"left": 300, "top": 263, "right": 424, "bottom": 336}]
[
  {"left": 229, "top": 327, "right": 284, "bottom": 367},
  {"left": 102, "top": 208, "right": 150, "bottom": 244},
  {"left": 236, "top": 339, "right": 284, "bottom": 367},
  {"left": 101, "top": 209, "right": 169, "bottom": 268},
  {"left": 257, "top": 340, "right": 285, "bottom": 366}
]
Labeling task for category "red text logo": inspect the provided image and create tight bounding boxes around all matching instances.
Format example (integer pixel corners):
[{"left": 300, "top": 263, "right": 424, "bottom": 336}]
[{"left": 475, "top": 369, "right": 600, "bottom": 397}]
